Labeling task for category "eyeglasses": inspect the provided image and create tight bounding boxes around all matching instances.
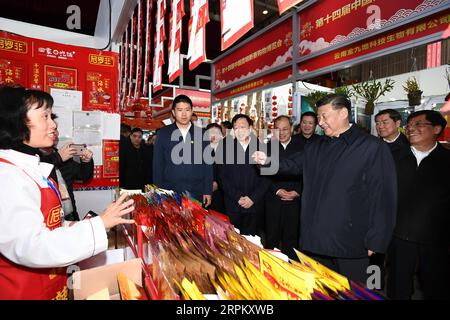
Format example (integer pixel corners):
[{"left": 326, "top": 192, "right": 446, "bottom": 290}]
[{"left": 405, "top": 122, "right": 434, "bottom": 130}]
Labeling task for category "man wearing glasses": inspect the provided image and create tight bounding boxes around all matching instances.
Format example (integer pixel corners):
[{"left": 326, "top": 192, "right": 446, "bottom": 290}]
[{"left": 386, "top": 110, "right": 450, "bottom": 300}]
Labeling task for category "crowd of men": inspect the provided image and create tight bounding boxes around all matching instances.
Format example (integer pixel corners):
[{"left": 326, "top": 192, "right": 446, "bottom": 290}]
[{"left": 119, "top": 93, "right": 449, "bottom": 300}]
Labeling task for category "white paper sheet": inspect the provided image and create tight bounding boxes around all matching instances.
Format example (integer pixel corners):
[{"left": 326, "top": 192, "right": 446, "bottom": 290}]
[
  {"left": 52, "top": 107, "right": 73, "bottom": 140},
  {"left": 73, "top": 111, "right": 102, "bottom": 131},
  {"left": 50, "top": 88, "right": 82, "bottom": 111},
  {"left": 101, "top": 113, "right": 121, "bottom": 140}
]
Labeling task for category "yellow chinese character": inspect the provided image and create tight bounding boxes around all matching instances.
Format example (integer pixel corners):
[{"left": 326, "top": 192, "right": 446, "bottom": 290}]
[
  {"left": 90, "top": 55, "right": 98, "bottom": 64},
  {"left": 98, "top": 56, "right": 104, "bottom": 64},
  {"left": 334, "top": 52, "right": 341, "bottom": 59},
  {"left": 271, "top": 42, "right": 277, "bottom": 50},
  {"left": 341, "top": 50, "right": 347, "bottom": 57},
  {"left": 406, "top": 27, "right": 415, "bottom": 36},
  {"left": 362, "top": 43, "right": 369, "bottom": 50},
  {"left": 347, "top": 48, "right": 354, "bottom": 55},
  {"left": 439, "top": 15, "right": 450, "bottom": 24},
  {"left": 395, "top": 31, "right": 405, "bottom": 39},
  {"left": 277, "top": 40, "right": 282, "bottom": 48},
  {"left": 362, "top": 0, "right": 372, "bottom": 6},
  {"left": 316, "top": 17, "right": 324, "bottom": 28},
  {"left": 386, "top": 35, "right": 395, "bottom": 42},
  {"left": 351, "top": 0, "right": 361, "bottom": 11},
  {"left": 266, "top": 44, "right": 272, "bottom": 52},
  {"left": 416, "top": 23, "right": 426, "bottom": 33},
  {"left": 5, "top": 69, "right": 13, "bottom": 76},
  {"left": 342, "top": 4, "right": 351, "bottom": 16},
  {"left": 377, "top": 37, "right": 386, "bottom": 46},
  {"left": 354, "top": 46, "right": 362, "bottom": 53},
  {"left": 5, "top": 40, "right": 13, "bottom": 49},
  {"left": 427, "top": 20, "right": 438, "bottom": 29},
  {"left": 105, "top": 57, "right": 112, "bottom": 65},
  {"left": 5, "top": 77, "right": 13, "bottom": 83},
  {"left": 0, "top": 39, "right": 4, "bottom": 49},
  {"left": 324, "top": 13, "right": 332, "bottom": 24},
  {"left": 332, "top": 9, "right": 341, "bottom": 21},
  {"left": 369, "top": 40, "right": 377, "bottom": 48}
]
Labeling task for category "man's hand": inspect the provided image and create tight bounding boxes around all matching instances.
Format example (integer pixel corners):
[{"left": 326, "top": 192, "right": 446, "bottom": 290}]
[
  {"left": 58, "top": 142, "right": 77, "bottom": 162},
  {"left": 80, "top": 148, "right": 93, "bottom": 162},
  {"left": 238, "top": 196, "right": 254, "bottom": 209},
  {"left": 252, "top": 151, "right": 267, "bottom": 165},
  {"left": 203, "top": 195, "right": 212, "bottom": 208},
  {"left": 281, "top": 191, "right": 300, "bottom": 201},
  {"left": 368, "top": 250, "right": 375, "bottom": 257},
  {"left": 212, "top": 181, "right": 219, "bottom": 192}
]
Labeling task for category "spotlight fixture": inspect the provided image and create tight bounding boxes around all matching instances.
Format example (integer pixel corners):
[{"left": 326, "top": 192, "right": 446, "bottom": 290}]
[{"left": 262, "top": 9, "right": 268, "bottom": 15}]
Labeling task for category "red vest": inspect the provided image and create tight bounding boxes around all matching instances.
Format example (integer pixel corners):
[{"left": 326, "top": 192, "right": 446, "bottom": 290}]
[{"left": 0, "top": 158, "right": 68, "bottom": 300}]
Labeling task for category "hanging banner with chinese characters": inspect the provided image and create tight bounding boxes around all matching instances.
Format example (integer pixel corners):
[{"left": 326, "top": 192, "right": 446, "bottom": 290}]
[
  {"left": 277, "top": 0, "right": 303, "bottom": 15},
  {"left": 213, "top": 17, "right": 292, "bottom": 92},
  {"left": 187, "top": 0, "right": 209, "bottom": 71},
  {"left": 0, "top": 58, "right": 27, "bottom": 86},
  {"left": 143, "top": 0, "right": 153, "bottom": 97},
  {"left": 168, "top": 0, "right": 185, "bottom": 83},
  {"left": 299, "top": 10, "right": 450, "bottom": 74},
  {"left": 121, "top": 26, "right": 130, "bottom": 109},
  {"left": 134, "top": 0, "right": 144, "bottom": 100},
  {"left": 298, "top": 0, "right": 448, "bottom": 59},
  {"left": 153, "top": 0, "right": 166, "bottom": 93},
  {"left": 128, "top": 12, "right": 137, "bottom": 100},
  {"left": 220, "top": 0, "right": 254, "bottom": 51},
  {"left": 103, "top": 139, "right": 120, "bottom": 178},
  {"left": 214, "top": 67, "right": 292, "bottom": 101}
]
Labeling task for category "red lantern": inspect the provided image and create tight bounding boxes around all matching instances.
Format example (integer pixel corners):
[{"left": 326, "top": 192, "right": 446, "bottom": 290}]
[
  {"left": 272, "top": 107, "right": 278, "bottom": 111},
  {"left": 272, "top": 96, "right": 277, "bottom": 100},
  {"left": 272, "top": 101, "right": 277, "bottom": 106}
]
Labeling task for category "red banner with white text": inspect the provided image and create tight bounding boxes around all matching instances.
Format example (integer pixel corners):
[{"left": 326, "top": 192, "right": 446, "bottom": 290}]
[{"left": 298, "top": 0, "right": 448, "bottom": 58}]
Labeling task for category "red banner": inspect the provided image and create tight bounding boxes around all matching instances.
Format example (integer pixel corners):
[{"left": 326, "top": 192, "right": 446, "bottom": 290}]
[
  {"left": 214, "top": 67, "right": 292, "bottom": 101},
  {"left": 299, "top": 11, "right": 450, "bottom": 74},
  {"left": 298, "top": 0, "right": 447, "bottom": 58},
  {"left": 0, "top": 32, "right": 118, "bottom": 111},
  {"left": 277, "top": 0, "right": 303, "bottom": 15},
  {"left": 214, "top": 17, "right": 292, "bottom": 91},
  {"left": 220, "top": 0, "right": 254, "bottom": 51}
]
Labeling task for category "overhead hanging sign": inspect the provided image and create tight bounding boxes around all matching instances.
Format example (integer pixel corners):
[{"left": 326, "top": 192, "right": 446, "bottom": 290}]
[
  {"left": 214, "top": 67, "right": 292, "bottom": 101},
  {"left": 187, "top": 0, "right": 209, "bottom": 71},
  {"left": 277, "top": 0, "right": 303, "bottom": 15},
  {"left": 214, "top": 17, "right": 293, "bottom": 92},
  {"left": 153, "top": 0, "right": 166, "bottom": 93},
  {"left": 299, "top": 10, "right": 450, "bottom": 75},
  {"left": 298, "top": 0, "right": 448, "bottom": 59},
  {"left": 168, "top": 0, "right": 185, "bottom": 83},
  {"left": 220, "top": 0, "right": 254, "bottom": 51}
]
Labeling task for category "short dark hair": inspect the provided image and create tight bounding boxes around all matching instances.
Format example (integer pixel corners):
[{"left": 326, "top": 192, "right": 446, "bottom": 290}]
[
  {"left": 172, "top": 94, "right": 193, "bottom": 110},
  {"left": 301, "top": 111, "right": 318, "bottom": 124},
  {"left": 131, "top": 127, "right": 143, "bottom": 135},
  {"left": 221, "top": 120, "right": 232, "bottom": 129},
  {"left": 407, "top": 110, "right": 447, "bottom": 136},
  {"left": 375, "top": 109, "right": 402, "bottom": 122},
  {"left": 231, "top": 114, "right": 253, "bottom": 127},
  {"left": 274, "top": 115, "right": 292, "bottom": 126},
  {"left": 316, "top": 93, "right": 351, "bottom": 115},
  {"left": 293, "top": 123, "right": 301, "bottom": 133},
  {"left": 0, "top": 86, "right": 53, "bottom": 149},
  {"left": 206, "top": 123, "right": 222, "bottom": 131},
  {"left": 120, "top": 123, "right": 131, "bottom": 135}
]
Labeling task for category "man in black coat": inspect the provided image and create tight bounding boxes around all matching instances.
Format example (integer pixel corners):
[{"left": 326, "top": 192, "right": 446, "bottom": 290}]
[
  {"left": 297, "top": 111, "right": 321, "bottom": 145},
  {"left": 206, "top": 123, "right": 225, "bottom": 213},
  {"left": 264, "top": 115, "right": 306, "bottom": 259},
  {"left": 375, "top": 109, "right": 409, "bottom": 154},
  {"left": 386, "top": 110, "right": 450, "bottom": 300},
  {"left": 217, "top": 114, "right": 270, "bottom": 236},
  {"left": 254, "top": 94, "right": 397, "bottom": 284},
  {"left": 153, "top": 95, "right": 213, "bottom": 205},
  {"left": 119, "top": 127, "right": 153, "bottom": 191}
]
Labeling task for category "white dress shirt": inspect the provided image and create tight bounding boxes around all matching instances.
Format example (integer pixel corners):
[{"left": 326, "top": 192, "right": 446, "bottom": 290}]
[
  {"left": 0, "top": 149, "right": 108, "bottom": 268},
  {"left": 410, "top": 143, "right": 438, "bottom": 166},
  {"left": 177, "top": 122, "right": 192, "bottom": 142}
]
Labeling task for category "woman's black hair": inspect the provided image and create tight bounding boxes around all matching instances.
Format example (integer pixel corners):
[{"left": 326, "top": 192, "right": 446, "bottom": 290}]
[{"left": 0, "top": 85, "right": 53, "bottom": 149}]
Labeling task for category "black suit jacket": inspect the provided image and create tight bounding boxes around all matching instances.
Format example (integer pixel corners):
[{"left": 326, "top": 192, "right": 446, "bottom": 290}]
[{"left": 393, "top": 143, "right": 450, "bottom": 247}]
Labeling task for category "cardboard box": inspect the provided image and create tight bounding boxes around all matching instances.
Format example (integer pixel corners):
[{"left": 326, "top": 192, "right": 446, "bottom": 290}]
[{"left": 72, "top": 258, "right": 143, "bottom": 300}]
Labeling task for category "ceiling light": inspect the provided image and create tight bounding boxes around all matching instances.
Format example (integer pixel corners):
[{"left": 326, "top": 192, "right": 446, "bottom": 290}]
[{"left": 262, "top": 9, "right": 268, "bottom": 15}]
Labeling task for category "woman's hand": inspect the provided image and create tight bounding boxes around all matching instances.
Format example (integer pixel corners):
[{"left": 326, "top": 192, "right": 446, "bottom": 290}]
[
  {"left": 58, "top": 142, "right": 77, "bottom": 162},
  {"left": 100, "top": 193, "right": 135, "bottom": 229},
  {"left": 80, "top": 148, "right": 93, "bottom": 162}
]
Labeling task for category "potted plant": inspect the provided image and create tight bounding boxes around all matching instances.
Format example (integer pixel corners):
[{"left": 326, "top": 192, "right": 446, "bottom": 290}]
[
  {"left": 334, "top": 85, "right": 354, "bottom": 98},
  {"left": 353, "top": 78, "right": 395, "bottom": 115},
  {"left": 403, "top": 77, "right": 422, "bottom": 106},
  {"left": 304, "top": 91, "right": 328, "bottom": 111}
]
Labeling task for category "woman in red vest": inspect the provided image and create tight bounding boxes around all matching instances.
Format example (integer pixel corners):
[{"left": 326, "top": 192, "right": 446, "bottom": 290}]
[{"left": 0, "top": 86, "right": 135, "bottom": 300}]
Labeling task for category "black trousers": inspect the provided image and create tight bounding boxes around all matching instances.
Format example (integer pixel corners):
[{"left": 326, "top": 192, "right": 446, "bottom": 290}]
[
  {"left": 386, "top": 237, "right": 450, "bottom": 300},
  {"left": 227, "top": 211, "right": 258, "bottom": 236},
  {"left": 309, "top": 253, "right": 370, "bottom": 285},
  {"left": 264, "top": 199, "right": 300, "bottom": 259}
]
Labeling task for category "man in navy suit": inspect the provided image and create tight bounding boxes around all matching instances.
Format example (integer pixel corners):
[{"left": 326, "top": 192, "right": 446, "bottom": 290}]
[{"left": 153, "top": 95, "right": 213, "bottom": 206}]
